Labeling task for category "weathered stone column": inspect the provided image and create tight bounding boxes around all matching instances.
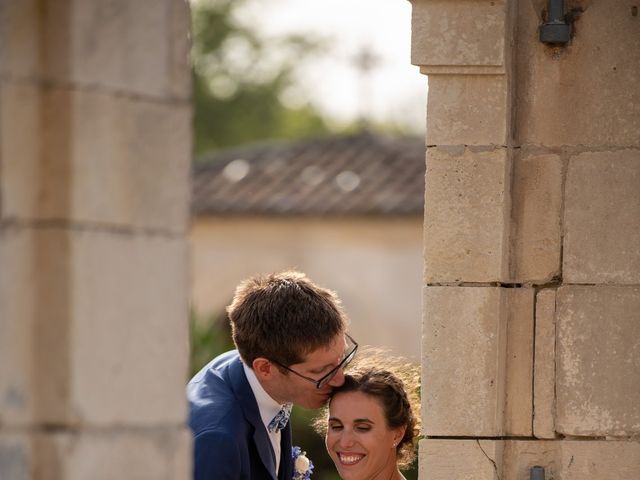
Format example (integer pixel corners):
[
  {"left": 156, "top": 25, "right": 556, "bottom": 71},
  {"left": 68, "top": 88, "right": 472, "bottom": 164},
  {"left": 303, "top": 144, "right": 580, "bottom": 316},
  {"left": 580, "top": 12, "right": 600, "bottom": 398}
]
[
  {"left": 0, "top": 1, "right": 192, "bottom": 478},
  {"left": 412, "top": 0, "right": 640, "bottom": 478}
]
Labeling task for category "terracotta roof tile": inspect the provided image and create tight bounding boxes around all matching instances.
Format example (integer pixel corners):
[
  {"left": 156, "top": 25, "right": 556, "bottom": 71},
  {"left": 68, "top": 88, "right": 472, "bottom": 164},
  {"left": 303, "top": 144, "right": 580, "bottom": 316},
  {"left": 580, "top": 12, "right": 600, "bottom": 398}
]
[{"left": 192, "top": 131, "right": 425, "bottom": 216}]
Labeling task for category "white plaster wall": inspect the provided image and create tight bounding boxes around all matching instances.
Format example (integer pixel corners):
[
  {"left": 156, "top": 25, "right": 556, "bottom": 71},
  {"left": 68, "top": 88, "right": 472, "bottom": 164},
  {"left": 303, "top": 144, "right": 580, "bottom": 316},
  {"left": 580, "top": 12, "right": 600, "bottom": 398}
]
[{"left": 191, "top": 216, "right": 423, "bottom": 360}]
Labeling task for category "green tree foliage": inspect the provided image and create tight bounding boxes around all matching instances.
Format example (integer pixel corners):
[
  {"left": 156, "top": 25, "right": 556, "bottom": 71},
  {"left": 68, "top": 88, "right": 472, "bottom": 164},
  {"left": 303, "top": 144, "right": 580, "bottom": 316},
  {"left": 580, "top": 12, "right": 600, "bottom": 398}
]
[
  {"left": 191, "top": 0, "right": 334, "bottom": 156},
  {"left": 189, "top": 309, "right": 234, "bottom": 377}
]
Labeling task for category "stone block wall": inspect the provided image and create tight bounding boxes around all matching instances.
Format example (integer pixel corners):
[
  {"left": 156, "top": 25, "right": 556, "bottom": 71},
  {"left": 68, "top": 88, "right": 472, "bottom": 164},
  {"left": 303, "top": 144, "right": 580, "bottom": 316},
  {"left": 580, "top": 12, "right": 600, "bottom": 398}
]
[
  {"left": 0, "top": 1, "right": 192, "bottom": 478},
  {"left": 412, "top": 0, "right": 640, "bottom": 478}
]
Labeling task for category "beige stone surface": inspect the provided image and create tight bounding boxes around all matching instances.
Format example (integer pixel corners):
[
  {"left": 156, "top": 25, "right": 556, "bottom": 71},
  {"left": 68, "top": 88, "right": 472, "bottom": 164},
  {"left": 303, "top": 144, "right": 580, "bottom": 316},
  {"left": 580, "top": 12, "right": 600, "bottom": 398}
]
[
  {"left": 424, "top": 287, "right": 505, "bottom": 436},
  {"left": 424, "top": 286, "right": 533, "bottom": 436},
  {"left": 67, "top": 0, "right": 189, "bottom": 99},
  {"left": 500, "top": 440, "right": 553, "bottom": 480},
  {"left": 501, "top": 439, "right": 640, "bottom": 480},
  {"left": 168, "top": 0, "right": 193, "bottom": 99},
  {"left": 419, "top": 439, "right": 503, "bottom": 480},
  {"left": 1, "top": 1, "right": 192, "bottom": 477},
  {"left": 0, "top": 227, "right": 189, "bottom": 426},
  {"left": 1, "top": 0, "right": 191, "bottom": 100},
  {"left": 51, "top": 428, "right": 190, "bottom": 480},
  {"left": 0, "top": 228, "right": 74, "bottom": 426},
  {"left": 0, "top": 229, "right": 37, "bottom": 426},
  {"left": 411, "top": 0, "right": 506, "bottom": 70},
  {"left": 419, "top": 439, "right": 640, "bottom": 479},
  {"left": 556, "top": 286, "right": 640, "bottom": 436},
  {"left": 553, "top": 440, "right": 640, "bottom": 480},
  {"left": 504, "top": 287, "right": 534, "bottom": 436},
  {"left": 564, "top": 150, "right": 640, "bottom": 284},
  {"left": 69, "top": 230, "right": 189, "bottom": 426},
  {"left": 426, "top": 75, "right": 508, "bottom": 146},
  {"left": 510, "top": 153, "right": 562, "bottom": 283},
  {"left": 533, "top": 289, "right": 556, "bottom": 439},
  {"left": 516, "top": 0, "right": 640, "bottom": 146},
  {"left": 424, "top": 147, "right": 510, "bottom": 283},
  {"left": 0, "top": 82, "right": 56, "bottom": 219},
  {"left": 0, "top": 429, "right": 190, "bottom": 480},
  {"left": 0, "top": 232, "right": 32, "bottom": 425},
  {"left": 0, "top": 1, "right": 190, "bottom": 99},
  {"left": 0, "top": 433, "right": 31, "bottom": 480},
  {"left": 0, "top": 0, "right": 40, "bottom": 77},
  {"left": 0, "top": 83, "right": 191, "bottom": 233}
]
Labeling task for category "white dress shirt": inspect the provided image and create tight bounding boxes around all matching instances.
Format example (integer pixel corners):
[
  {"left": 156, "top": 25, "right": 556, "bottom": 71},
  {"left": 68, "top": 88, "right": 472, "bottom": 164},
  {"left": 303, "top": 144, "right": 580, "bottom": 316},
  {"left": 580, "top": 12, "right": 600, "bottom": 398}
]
[{"left": 243, "top": 362, "right": 285, "bottom": 474}]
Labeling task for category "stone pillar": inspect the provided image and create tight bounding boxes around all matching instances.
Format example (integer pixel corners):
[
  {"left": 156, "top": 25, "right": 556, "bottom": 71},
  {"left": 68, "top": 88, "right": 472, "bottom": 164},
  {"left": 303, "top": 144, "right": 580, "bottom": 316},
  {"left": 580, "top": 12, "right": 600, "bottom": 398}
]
[
  {"left": 412, "top": 0, "right": 640, "bottom": 478},
  {"left": 0, "top": 1, "right": 192, "bottom": 478}
]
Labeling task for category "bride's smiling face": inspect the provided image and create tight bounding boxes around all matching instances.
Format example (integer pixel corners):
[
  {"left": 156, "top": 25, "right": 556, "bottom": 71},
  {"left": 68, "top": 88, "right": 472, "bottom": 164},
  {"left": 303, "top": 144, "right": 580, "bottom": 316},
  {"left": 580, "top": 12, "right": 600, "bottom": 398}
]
[{"left": 326, "top": 391, "right": 404, "bottom": 480}]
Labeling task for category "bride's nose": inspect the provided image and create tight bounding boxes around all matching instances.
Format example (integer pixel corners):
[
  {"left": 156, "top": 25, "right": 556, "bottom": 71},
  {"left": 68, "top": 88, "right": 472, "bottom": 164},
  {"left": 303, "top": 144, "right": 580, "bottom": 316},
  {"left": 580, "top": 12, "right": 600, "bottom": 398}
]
[{"left": 337, "top": 430, "right": 356, "bottom": 448}]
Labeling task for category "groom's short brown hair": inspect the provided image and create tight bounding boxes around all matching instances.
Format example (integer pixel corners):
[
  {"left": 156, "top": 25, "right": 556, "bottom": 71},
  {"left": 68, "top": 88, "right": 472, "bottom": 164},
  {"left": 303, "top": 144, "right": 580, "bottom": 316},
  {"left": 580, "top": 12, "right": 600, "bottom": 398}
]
[{"left": 227, "top": 270, "right": 348, "bottom": 367}]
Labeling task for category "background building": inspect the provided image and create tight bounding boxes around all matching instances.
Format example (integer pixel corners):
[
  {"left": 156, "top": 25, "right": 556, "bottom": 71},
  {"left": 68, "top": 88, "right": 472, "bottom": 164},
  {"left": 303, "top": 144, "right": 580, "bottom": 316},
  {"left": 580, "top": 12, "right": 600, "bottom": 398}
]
[{"left": 191, "top": 131, "right": 425, "bottom": 360}]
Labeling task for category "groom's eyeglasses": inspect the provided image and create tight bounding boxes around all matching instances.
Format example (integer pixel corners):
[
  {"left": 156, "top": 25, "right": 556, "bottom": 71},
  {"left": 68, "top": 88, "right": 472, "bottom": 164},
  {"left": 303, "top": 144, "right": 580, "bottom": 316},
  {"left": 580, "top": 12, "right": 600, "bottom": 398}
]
[{"left": 272, "top": 333, "right": 358, "bottom": 389}]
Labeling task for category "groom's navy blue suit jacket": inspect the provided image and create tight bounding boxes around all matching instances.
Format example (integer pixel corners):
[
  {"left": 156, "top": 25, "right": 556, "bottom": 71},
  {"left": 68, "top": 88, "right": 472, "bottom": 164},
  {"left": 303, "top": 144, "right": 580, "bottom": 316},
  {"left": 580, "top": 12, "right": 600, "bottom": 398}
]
[{"left": 187, "top": 351, "right": 293, "bottom": 480}]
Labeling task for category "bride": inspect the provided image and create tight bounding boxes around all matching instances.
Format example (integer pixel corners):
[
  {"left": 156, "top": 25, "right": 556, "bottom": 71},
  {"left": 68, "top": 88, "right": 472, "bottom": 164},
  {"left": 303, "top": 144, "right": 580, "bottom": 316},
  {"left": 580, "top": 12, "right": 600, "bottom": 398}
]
[{"left": 315, "top": 354, "right": 420, "bottom": 480}]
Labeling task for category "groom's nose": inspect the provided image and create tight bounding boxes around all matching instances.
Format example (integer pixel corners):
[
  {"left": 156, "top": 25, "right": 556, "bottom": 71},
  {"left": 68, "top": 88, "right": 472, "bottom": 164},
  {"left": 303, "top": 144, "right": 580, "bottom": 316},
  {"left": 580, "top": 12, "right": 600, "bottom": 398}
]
[{"left": 327, "top": 367, "right": 345, "bottom": 387}]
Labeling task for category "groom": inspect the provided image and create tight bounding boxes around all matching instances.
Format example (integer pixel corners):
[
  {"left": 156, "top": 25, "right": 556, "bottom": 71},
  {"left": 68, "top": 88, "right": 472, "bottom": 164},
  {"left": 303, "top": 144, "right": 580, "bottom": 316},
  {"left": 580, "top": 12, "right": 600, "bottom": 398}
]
[{"left": 187, "top": 271, "right": 358, "bottom": 480}]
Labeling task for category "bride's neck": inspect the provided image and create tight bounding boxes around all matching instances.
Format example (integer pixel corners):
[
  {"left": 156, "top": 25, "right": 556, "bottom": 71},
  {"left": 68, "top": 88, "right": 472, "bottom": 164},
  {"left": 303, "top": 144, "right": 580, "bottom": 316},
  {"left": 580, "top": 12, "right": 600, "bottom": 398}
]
[{"left": 380, "top": 469, "right": 405, "bottom": 480}]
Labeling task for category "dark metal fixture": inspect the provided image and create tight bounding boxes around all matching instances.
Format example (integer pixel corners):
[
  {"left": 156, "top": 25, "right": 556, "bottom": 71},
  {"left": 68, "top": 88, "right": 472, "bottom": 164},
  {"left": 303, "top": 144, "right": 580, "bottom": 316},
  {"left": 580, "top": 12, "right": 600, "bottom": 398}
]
[
  {"left": 530, "top": 465, "right": 545, "bottom": 480},
  {"left": 540, "top": 0, "right": 571, "bottom": 44}
]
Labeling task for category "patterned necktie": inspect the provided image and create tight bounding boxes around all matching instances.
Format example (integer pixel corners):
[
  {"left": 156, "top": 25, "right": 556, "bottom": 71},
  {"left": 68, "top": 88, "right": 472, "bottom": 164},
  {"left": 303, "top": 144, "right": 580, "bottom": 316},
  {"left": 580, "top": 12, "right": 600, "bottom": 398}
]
[{"left": 268, "top": 403, "right": 292, "bottom": 433}]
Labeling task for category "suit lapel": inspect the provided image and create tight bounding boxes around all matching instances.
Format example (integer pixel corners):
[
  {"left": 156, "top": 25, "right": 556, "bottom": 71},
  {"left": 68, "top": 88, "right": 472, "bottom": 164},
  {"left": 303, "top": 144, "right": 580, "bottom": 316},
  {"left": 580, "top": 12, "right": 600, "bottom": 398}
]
[
  {"left": 228, "top": 356, "right": 277, "bottom": 480},
  {"left": 279, "top": 422, "right": 293, "bottom": 480}
]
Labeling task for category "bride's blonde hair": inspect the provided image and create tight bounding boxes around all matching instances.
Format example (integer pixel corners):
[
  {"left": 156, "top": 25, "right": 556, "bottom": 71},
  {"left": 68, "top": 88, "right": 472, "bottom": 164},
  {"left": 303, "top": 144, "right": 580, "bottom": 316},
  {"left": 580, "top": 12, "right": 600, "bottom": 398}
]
[{"left": 314, "top": 348, "right": 421, "bottom": 469}]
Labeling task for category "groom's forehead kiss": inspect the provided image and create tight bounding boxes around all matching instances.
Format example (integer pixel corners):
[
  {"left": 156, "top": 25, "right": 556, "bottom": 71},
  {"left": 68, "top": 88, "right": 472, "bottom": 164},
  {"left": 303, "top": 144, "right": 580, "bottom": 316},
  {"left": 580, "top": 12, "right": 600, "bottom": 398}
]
[
  {"left": 286, "top": 333, "right": 358, "bottom": 387},
  {"left": 306, "top": 334, "right": 349, "bottom": 371},
  {"left": 266, "top": 332, "right": 358, "bottom": 409}
]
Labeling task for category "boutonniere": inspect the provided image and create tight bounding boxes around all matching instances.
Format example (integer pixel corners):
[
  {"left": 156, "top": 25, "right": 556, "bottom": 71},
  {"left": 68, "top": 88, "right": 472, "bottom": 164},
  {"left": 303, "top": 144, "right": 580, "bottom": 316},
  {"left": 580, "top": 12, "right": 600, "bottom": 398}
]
[{"left": 292, "top": 446, "right": 313, "bottom": 480}]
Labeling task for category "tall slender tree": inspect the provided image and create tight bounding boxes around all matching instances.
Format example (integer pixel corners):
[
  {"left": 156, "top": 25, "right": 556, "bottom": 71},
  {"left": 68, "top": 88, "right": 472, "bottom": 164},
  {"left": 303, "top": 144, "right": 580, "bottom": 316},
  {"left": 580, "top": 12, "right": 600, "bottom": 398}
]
[{"left": 191, "top": 0, "right": 334, "bottom": 156}]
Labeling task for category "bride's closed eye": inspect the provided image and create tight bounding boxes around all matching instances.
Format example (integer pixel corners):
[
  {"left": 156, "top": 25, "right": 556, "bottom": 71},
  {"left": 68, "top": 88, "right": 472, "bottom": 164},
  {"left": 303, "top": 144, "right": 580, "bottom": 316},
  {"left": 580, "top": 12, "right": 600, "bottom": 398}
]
[
  {"left": 354, "top": 424, "right": 372, "bottom": 432},
  {"left": 328, "top": 420, "right": 344, "bottom": 431}
]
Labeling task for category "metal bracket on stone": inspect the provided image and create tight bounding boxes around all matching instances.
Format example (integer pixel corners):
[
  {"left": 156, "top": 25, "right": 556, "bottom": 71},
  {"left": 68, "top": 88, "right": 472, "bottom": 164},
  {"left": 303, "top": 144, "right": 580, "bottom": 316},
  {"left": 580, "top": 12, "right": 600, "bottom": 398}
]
[
  {"left": 530, "top": 465, "right": 545, "bottom": 480},
  {"left": 539, "top": 0, "right": 582, "bottom": 45}
]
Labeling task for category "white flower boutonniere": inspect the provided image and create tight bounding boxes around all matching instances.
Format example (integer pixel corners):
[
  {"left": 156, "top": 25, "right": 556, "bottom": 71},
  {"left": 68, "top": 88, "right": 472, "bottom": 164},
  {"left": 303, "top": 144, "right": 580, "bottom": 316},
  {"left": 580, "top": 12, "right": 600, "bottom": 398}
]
[{"left": 292, "top": 446, "right": 314, "bottom": 480}]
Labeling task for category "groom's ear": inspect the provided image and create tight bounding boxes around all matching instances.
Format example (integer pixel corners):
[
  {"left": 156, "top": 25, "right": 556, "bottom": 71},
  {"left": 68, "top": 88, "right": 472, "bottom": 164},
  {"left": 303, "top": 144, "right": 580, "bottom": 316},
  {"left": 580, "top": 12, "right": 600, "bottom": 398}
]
[{"left": 252, "top": 357, "right": 274, "bottom": 380}]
